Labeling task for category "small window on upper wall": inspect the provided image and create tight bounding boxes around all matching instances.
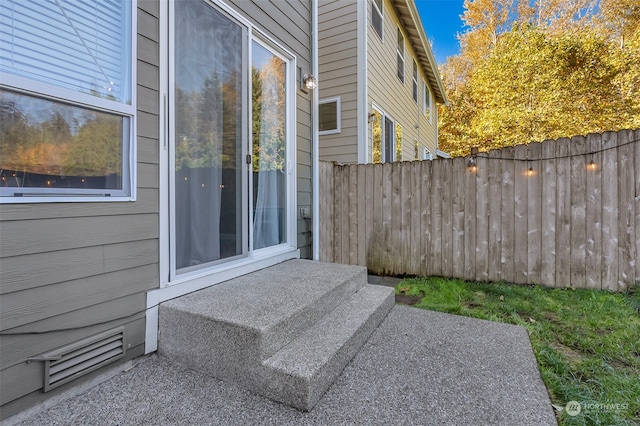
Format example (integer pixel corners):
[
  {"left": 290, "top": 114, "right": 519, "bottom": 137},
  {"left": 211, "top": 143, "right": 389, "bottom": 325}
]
[
  {"left": 397, "top": 28, "right": 405, "bottom": 83},
  {"left": 0, "top": 1, "right": 135, "bottom": 202},
  {"left": 372, "top": 0, "right": 383, "bottom": 40},
  {"left": 423, "top": 82, "right": 433, "bottom": 124},
  {"left": 319, "top": 97, "right": 341, "bottom": 135}
]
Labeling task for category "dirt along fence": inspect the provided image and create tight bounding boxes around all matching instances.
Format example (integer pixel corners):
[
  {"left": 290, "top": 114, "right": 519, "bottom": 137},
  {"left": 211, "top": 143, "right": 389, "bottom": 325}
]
[{"left": 319, "top": 129, "right": 639, "bottom": 291}]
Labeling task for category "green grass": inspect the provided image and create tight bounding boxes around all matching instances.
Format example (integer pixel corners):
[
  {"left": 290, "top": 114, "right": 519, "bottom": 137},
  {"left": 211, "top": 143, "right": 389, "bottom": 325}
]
[{"left": 395, "top": 277, "right": 640, "bottom": 425}]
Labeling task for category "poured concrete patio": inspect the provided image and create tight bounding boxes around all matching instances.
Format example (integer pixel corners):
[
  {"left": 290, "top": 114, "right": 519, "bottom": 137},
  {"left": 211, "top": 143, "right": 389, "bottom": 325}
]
[{"left": 8, "top": 301, "right": 557, "bottom": 425}]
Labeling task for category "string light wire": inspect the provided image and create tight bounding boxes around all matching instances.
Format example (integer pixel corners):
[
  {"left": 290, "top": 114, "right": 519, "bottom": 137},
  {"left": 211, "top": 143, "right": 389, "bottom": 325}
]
[{"left": 472, "top": 137, "right": 638, "bottom": 162}]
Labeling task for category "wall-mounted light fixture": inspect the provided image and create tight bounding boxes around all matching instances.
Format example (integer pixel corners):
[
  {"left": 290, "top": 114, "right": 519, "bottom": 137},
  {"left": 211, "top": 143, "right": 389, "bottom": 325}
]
[{"left": 303, "top": 73, "right": 317, "bottom": 91}]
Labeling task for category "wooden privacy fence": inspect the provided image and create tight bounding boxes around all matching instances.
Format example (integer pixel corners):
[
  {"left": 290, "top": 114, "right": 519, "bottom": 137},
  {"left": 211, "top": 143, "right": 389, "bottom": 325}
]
[{"left": 319, "top": 129, "right": 640, "bottom": 291}]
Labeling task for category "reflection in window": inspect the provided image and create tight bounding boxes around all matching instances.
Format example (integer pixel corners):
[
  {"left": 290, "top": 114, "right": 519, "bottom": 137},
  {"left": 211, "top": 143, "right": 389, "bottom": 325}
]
[
  {"left": 395, "top": 123, "right": 402, "bottom": 161},
  {"left": 0, "top": 89, "right": 127, "bottom": 193},
  {"left": 252, "top": 41, "right": 287, "bottom": 250},
  {"left": 371, "top": 109, "right": 383, "bottom": 164}
]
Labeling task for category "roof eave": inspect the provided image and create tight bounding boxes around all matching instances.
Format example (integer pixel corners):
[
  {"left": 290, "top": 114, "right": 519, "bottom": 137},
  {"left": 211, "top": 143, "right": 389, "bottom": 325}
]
[{"left": 392, "top": 0, "right": 449, "bottom": 106}]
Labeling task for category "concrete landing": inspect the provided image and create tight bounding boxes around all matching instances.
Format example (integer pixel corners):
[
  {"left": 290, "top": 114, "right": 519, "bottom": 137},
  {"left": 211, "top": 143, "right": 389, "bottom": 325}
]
[
  {"left": 9, "top": 305, "right": 557, "bottom": 426},
  {"left": 158, "top": 260, "right": 395, "bottom": 410}
]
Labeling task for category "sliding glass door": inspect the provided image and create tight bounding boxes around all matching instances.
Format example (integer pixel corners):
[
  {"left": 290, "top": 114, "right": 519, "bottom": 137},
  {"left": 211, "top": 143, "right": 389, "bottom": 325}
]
[{"left": 169, "top": 0, "right": 292, "bottom": 278}]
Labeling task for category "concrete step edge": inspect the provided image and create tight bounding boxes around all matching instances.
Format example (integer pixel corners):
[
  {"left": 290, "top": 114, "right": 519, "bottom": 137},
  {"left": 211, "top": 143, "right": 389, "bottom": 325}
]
[{"left": 258, "top": 284, "right": 395, "bottom": 410}]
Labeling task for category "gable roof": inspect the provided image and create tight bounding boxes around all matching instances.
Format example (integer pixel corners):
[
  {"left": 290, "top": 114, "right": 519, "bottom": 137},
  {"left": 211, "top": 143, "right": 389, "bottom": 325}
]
[{"left": 391, "top": 0, "right": 449, "bottom": 106}]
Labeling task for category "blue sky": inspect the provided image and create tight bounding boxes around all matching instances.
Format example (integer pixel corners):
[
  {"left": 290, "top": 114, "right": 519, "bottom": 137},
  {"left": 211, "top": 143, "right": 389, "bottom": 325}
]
[{"left": 415, "top": 0, "right": 467, "bottom": 64}]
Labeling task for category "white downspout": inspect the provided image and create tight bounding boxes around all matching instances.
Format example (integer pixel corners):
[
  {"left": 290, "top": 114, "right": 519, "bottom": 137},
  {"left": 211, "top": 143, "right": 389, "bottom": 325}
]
[{"left": 311, "top": 0, "right": 320, "bottom": 261}]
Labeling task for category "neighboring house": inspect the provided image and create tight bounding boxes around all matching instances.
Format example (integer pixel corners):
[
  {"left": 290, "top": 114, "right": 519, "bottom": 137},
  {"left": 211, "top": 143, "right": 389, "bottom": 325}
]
[
  {"left": 318, "top": 0, "right": 448, "bottom": 164},
  {"left": 0, "top": 0, "right": 317, "bottom": 417}
]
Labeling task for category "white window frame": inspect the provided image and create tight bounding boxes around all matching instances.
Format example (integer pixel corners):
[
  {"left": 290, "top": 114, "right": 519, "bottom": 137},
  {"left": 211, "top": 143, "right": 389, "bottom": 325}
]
[
  {"left": 423, "top": 81, "right": 433, "bottom": 125},
  {"left": 319, "top": 97, "right": 341, "bottom": 135},
  {"left": 397, "top": 27, "right": 405, "bottom": 83},
  {"left": 412, "top": 60, "right": 418, "bottom": 103},
  {"left": 371, "top": 0, "right": 384, "bottom": 40},
  {"left": 0, "top": 2, "right": 137, "bottom": 203}
]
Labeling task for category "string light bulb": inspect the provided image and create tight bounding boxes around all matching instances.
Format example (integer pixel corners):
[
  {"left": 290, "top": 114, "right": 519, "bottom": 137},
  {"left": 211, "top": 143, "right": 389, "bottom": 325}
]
[
  {"left": 467, "top": 157, "right": 477, "bottom": 172},
  {"left": 527, "top": 161, "right": 534, "bottom": 176},
  {"left": 588, "top": 159, "right": 596, "bottom": 171}
]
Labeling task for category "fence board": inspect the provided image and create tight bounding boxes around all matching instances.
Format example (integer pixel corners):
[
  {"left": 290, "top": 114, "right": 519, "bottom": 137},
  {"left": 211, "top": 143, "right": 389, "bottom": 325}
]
[
  {"left": 369, "top": 164, "right": 384, "bottom": 273},
  {"left": 451, "top": 158, "right": 466, "bottom": 279},
  {"left": 635, "top": 129, "right": 640, "bottom": 286},
  {"left": 319, "top": 162, "right": 333, "bottom": 262},
  {"left": 364, "top": 164, "right": 374, "bottom": 268},
  {"left": 618, "top": 130, "right": 636, "bottom": 291},
  {"left": 348, "top": 165, "right": 358, "bottom": 264},
  {"left": 513, "top": 144, "right": 529, "bottom": 284},
  {"left": 475, "top": 154, "right": 489, "bottom": 281},
  {"left": 570, "top": 135, "right": 588, "bottom": 288},
  {"left": 464, "top": 156, "right": 477, "bottom": 281},
  {"left": 333, "top": 165, "right": 344, "bottom": 263},
  {"left": 382, "top": 163, "right": 393, "bottom": 274},
  {"left": 487, "top": 149, "right": 502, "bottom": 282},
  {"left": 400, "top": 163, "right": 412, "bottom": 275},
  {"left": 527, "top": 142, "right": 542, "bottom": 285},
  {"left": 421, "top": 161, "right": 433, "bottom": 276},
  {"left": 555, "top": 138, "right": 572, "bottom": 287},
  {"left": 585, "top": 133, "right": 602, "bottom": 289},
  {"left": 500, "top": 147, "right": 515, "bottom": 283},
  {"left": 410, "top": 162, "right": 423, "bottom": 275},
  {"left": 430, "top": 160, "right": 443, "bottom": 276},
  {"left": 540, "top": 140, "right": 557, "bottom": 286},
  {"left": 357, "top": 165, "right": 367, "bottom": 266},
  {"left": 441, "top": 159, "right": 453, "bottom": 278},
  {"left": 601, "top": 131, "right": 619, "bottom": 291}
]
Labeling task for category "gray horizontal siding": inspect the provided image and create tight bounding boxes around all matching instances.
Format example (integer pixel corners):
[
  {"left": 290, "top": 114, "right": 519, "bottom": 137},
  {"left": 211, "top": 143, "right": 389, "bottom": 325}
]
[{"left": 0, "top": 3, "right": 160, "bottom": 415}]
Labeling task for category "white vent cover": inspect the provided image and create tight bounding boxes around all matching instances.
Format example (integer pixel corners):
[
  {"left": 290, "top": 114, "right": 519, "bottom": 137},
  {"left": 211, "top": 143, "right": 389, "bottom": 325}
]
[{"left": 43, "top": 327, "right": 126, "bottom": 392}]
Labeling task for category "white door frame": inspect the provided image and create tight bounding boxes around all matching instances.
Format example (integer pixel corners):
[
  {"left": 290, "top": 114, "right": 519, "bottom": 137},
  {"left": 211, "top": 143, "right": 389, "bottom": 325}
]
[{"left": 146, "top": 0, "right": 299, "bottom": 354}]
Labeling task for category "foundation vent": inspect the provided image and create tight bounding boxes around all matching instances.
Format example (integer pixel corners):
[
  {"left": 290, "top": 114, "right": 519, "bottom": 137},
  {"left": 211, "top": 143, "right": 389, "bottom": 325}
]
[{"left": 43, "top": 327, "right": 126, "bottom": 392}]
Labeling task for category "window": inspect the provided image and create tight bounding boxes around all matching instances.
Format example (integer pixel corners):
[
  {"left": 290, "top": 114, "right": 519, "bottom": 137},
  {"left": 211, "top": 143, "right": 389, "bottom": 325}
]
[
  {"left": 395, "top": 123, "right": 402, "bottom": 161},
  {"left": 0, "top": 0, "right": 135, "bottom": 201},
  {"left": 397, "top": 28, "right": 404, "bottom": 82},
  {"left": 414, "top": 140, "right": 419, "bottom": 160},
  {"left": 423, "top": 82, "right": 433, "bottom": 124},
  {"left": 371, "top": 109, "right": 383, "bottom": 163},
  {"left": 319, "top": 97, "right": 341, "bottom": 135},
  {"left": 372, "top": 0, "right": 383, "bottom": 39},
  {"left": 371, "top": 106, "right": 399, "bottom": 164},
  {"left": 412, "top": 61, "right": 418, "bottom": 102}
]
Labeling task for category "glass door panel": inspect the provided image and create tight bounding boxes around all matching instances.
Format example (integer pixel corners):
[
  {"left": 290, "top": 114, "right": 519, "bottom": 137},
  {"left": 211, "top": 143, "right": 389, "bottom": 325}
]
[
  {"left": 173, "top": 1, "right": 246, "bottom": 271},
  {"left": 251, "top": 41, "right": 287, "bottom": 250}
]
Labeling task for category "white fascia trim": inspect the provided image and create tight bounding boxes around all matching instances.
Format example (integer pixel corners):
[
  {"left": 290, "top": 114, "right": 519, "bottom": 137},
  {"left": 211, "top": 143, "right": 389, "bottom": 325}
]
[
  {"left": 357, "top": 0, "right": 368, "bottom": 164},
  {"left": 145, "top": 248, "right": 300, "bottom": 353}
]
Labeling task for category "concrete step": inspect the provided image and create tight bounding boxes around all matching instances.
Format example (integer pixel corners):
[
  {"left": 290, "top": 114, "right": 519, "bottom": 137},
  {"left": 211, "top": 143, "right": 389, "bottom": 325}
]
[
  {"left": 158, "top": 260, "right": 394, "bottom": 411},
  {"left": 259, "top": 284, "right": 395, "bottom": 410}
]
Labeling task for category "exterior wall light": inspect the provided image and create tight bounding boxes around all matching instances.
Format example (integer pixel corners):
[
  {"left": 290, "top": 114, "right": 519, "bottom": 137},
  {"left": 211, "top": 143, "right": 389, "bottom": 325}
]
[{"left": 303, "top": 73, "right": 317, "bottom": 91}]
